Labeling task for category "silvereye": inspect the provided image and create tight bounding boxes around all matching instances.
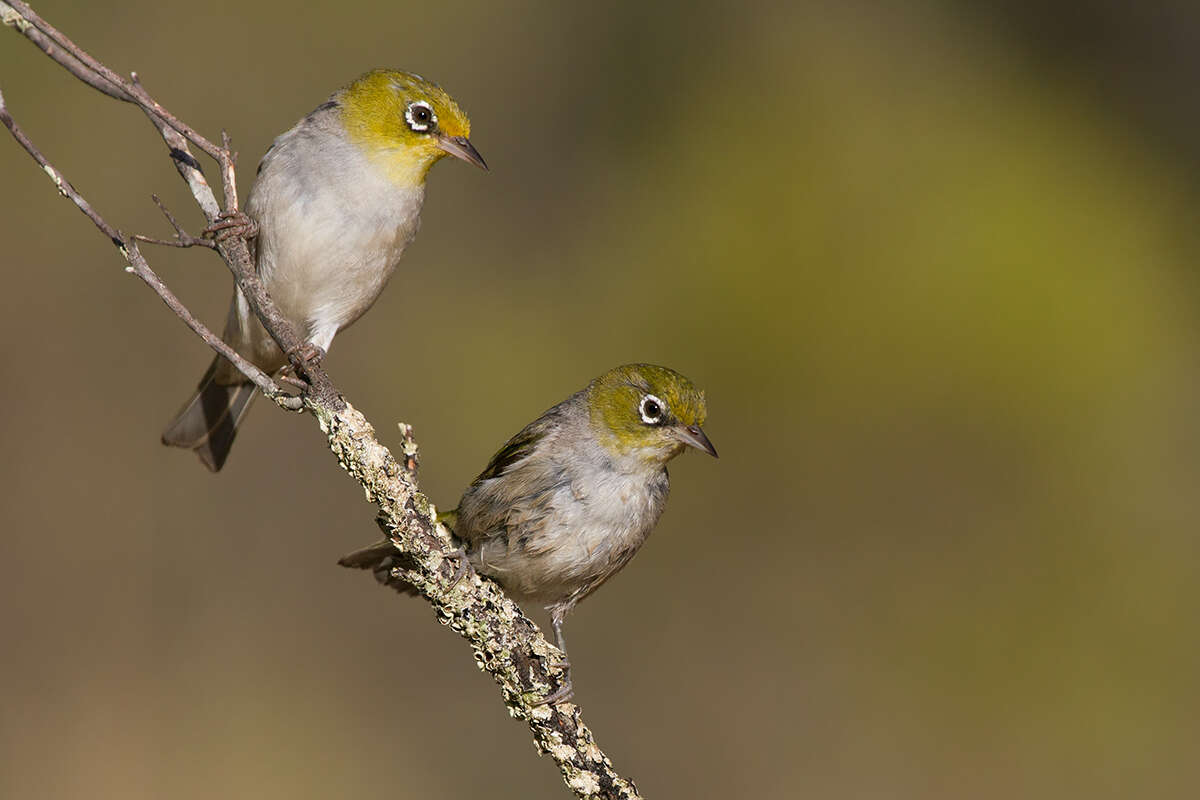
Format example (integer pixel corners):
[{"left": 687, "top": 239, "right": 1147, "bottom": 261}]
[
  {"left": 163, "top": 69, "right": 486, "bottom": 470},
  {"left": 340, "top": 363, "right": 718, "bottom": 700}
]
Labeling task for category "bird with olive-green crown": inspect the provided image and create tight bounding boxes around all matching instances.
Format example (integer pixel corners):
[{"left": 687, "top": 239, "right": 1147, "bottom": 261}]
[
  {"left": 340, "top": 363, "right": 717, "bottom": 701},
  {"left": 163, "top": 69, "right": 486, "bottom": 470}
]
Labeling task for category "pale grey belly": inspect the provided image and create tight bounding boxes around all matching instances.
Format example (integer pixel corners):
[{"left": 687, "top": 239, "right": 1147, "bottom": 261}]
[
  {"left": 262, "top": 198, "right": 421, "bottom": 341},
  {"left": 468, "top": 473, "right": 668, "bottom": 607}
]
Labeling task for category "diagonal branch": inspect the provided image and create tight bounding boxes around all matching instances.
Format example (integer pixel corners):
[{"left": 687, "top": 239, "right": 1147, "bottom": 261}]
[
  {"left": 1, "top": 0, "right": 333, "bottom": 401},
  {"left": 131, "top": 194, "right": 218, "bottom": 249},
  {"left": 0, "top": 87, "right": 296, "bottom": 409},
  {"left": 2, "top": 3, "right": 642, "bottom": 798},
  {"left": 0, "top": 0, "right": 220, "bottom": 216}
]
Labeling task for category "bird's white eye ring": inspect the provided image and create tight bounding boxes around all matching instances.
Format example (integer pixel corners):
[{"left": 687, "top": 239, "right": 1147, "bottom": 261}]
[
  {"left": 405, "top": 100, "right": 437, "bottom": 132},
  {"left": 639, "top": 394, "right": 666, "bottom": 424}
]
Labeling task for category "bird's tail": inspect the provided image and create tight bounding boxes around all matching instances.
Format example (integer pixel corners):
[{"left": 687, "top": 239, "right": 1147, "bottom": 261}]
[
  {"left": 339, "top": 510, "right": 459, "bottom": 596},
  {"left": 161, "top": 356, "right": 259, "bottom": 472},
  {"left": 338, "top": 539, "right": 421, "bottom": 596}
]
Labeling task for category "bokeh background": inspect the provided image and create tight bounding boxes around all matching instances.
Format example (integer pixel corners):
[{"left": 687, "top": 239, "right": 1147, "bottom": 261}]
[{"left": 2, "top": 1, "right": 1199, "bottom": 797}]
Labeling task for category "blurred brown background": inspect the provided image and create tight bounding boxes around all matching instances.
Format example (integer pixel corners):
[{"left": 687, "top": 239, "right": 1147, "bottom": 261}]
[{"left": 2, "top": 1, "right": 1199, "bottom": 798}]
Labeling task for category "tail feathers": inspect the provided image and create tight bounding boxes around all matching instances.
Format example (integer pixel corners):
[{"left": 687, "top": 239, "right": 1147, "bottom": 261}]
[
  {"left": 162, "top": 357, "right": 259, "bottom": 472},
  {"left": 338, "top": 540, "right": 420, "bottom": 596}
]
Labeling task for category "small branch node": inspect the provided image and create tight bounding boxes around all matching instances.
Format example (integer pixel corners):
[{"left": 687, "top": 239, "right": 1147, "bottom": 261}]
[
  {"left": 201, "top": 209, "right": 258, "bottom": 243},
  {"left": 397, "top": 421, "right": 420, "bottom": 475}
]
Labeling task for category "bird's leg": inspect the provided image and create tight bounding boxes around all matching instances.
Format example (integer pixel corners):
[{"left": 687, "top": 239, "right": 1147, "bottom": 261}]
[
  {"left": 536, "top": 608, "right": 574, "bottom": 705},
  {"left": 277, "top": 372, "right": 308, "bottom": 391},
  {"left": 552, "top": 614, "right": 571, "bottom": 669},
  {"left": 277, "top": 343, "right": 326, "bottom": 390},
  {"left": 202, "top": 209, "right": 260, "bottom": 242}
]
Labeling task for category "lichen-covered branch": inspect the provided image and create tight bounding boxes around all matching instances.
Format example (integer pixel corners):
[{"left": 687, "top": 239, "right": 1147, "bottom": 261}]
[
  {"left": 316, "top": 403, "right": 641, "bottom": 799},
  {"left": 2, "top": 3, "right": 642, "bottom": 797}
]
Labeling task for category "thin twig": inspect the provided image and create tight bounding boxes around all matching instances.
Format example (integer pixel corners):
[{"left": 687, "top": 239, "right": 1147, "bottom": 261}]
[
  {"left": 131, "top": 233, "right": 215, "bottom": 249},
  {"left": 131, "top": 194, "right": 216, "bottom": 249},
  {"left": 0, "top": 87, "right": 298, "bottom": 410},
  {"left": 219, "top": 129, "right": 239, "bottom": 212},
  {"left": 1, "top": 0, "right": 340, "bottom": 403},
  {"left": 0, "top": 0, "right": 236, "bottom": 223},
  {"left": 0, "top": 2, "right": 126, "bottom": 100},
  {"left": 2, "top": 0, "right": 223, "bottom": 161},
  {"left": 397, "top": 422, "right": 420, "bottom": 477},
  {"left": 151, "top": 193, "right": 194, "bottom": 238},
  {"left": 1, "top": 1, "right": 218, "bottom": 217}
]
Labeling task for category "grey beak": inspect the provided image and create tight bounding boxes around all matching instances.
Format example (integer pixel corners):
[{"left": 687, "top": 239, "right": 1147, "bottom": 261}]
[
  {"left": 675, "top": 424, "right": 718, "bottom": 458},
  {"left": 436, "top": 134, "right": 488, "bottom": 170}
]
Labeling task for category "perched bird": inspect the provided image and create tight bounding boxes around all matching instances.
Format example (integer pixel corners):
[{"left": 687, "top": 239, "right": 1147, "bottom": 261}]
[
  {"left": 340, "top": 363, "right": 717, "bottom": 700},
  {"left": 163, "top": 69, "right": 486, "bottom": 470}
]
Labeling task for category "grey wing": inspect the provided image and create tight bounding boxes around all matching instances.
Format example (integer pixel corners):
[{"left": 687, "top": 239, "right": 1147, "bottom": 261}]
[{"left": 454, "top": 400, "right": 574, "bottom": 553}]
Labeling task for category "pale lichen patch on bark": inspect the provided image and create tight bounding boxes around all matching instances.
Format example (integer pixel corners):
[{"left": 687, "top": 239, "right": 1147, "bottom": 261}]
[
  {"left": 0, "top": 3, "right": 33, "bottom": 33},
  {"left": 568, "top": 771, "right": 602, "bottom": 796}
]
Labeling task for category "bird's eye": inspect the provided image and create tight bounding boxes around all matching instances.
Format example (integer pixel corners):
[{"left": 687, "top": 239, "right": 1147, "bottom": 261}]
[
  {"left": 639, "top": 394, "right": 666, "bottom": 425},
  {"left": 404, "top": 101, "right": 437, "bottom": 132}
]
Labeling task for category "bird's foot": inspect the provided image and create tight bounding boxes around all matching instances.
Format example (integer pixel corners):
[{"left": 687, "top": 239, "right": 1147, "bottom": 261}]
[
  {"left": 535, "top": 651, "right": 573, "bottom": 706},
  {"left": 202, "top": 210, "right": 259, "bottom": 243},
  {"left": 538, "top": 668, "right": 574, "bottom": 706},
  {"left": 286, "top": 342, "right": 326, "bottom": 371},
  {"left": 441, "top": 546, "right": 475, "bottom": 589},
  {"left": 277, "top": 372, "right": 308, "bottom": 391}
]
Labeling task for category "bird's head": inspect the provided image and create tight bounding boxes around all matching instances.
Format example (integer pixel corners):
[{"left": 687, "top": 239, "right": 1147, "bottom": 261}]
[
  {"left": 338, "top": 69, "right": 486, "bottom": 182},
  {"left": 587, "top": 364, "right": 717, "bottom": 465}
]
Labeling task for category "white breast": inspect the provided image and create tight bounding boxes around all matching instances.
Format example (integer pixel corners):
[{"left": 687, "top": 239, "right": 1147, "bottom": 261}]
[{"left": 242, "top": 114, "right": 426, "bottom": 361}]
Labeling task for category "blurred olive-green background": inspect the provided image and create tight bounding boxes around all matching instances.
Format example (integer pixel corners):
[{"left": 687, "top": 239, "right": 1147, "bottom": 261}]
[{"left": 3, "top": 1, "right": 1199, "bottom": 798}]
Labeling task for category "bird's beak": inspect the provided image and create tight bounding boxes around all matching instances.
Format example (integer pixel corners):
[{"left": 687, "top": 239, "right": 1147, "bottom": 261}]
[
  {"left": 673, "top": 424, "right": 718, "bottom": 458},
  {"left": 436, "top": 134, "right": 488, "bottom": 170}
]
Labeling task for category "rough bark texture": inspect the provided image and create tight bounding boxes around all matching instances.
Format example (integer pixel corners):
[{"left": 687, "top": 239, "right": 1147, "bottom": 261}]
[
  {"left": 316, "top": 402, "right": 641, "bottom": 799},
  {"left": 2, "top": 2, "right": 643, "bottom": 797}
]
